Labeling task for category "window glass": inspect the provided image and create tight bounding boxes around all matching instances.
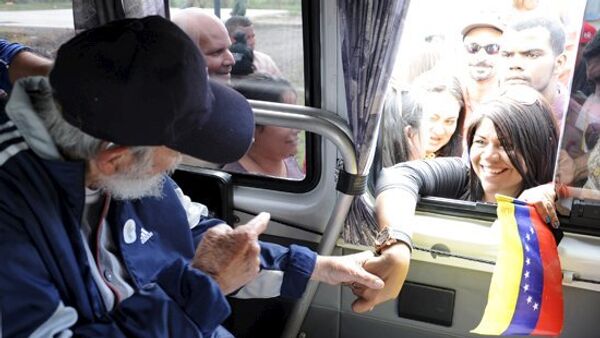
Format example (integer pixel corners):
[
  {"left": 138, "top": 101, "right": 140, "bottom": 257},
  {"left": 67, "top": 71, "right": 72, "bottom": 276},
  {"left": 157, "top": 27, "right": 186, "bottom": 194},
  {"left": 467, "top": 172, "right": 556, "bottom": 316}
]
[
  {"left": 555, "top": 0, "right": 600, "bottom": 231},
  {"left": 382, "top": 0, "right": 587, "bottom": 205},
  {"left": 170, "top": 1, "right": 308, "bottom": 180},
  {"left": 0, "top": 1, "right": 308, "bottom": 181},
  {"left": 0, "top": 0, "right": 74, "bottom": 100}
]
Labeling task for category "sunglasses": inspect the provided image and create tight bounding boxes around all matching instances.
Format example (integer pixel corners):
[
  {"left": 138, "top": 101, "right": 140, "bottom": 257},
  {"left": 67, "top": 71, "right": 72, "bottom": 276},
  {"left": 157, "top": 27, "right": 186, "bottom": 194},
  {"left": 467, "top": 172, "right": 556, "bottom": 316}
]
[{"left": 465, "top": 42, "right": 500, "bottom": 55}]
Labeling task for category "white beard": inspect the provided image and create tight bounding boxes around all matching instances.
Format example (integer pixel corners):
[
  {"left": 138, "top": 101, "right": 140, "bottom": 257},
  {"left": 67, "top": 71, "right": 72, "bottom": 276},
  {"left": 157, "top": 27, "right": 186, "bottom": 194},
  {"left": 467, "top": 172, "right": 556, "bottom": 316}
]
[
  {"left": 95, "top": 149, "right": 180, "bottom": 200},
  {"left": 97, "top": 172, "right": 167, "bottom": 200}
]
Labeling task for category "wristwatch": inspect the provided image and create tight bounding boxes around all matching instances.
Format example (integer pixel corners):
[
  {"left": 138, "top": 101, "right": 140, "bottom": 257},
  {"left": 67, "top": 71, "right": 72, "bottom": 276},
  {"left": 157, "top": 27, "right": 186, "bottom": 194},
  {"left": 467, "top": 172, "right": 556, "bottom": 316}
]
[{"left": 375, "top": 227, "right": 413, "bottom": 255}]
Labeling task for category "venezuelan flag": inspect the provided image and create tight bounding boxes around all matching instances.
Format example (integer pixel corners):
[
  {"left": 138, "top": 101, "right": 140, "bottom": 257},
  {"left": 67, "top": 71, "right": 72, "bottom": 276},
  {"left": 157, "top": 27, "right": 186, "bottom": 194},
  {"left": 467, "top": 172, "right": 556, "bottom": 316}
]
[{"left": 472, "top": 195, "right": 563, "bottom": 336}]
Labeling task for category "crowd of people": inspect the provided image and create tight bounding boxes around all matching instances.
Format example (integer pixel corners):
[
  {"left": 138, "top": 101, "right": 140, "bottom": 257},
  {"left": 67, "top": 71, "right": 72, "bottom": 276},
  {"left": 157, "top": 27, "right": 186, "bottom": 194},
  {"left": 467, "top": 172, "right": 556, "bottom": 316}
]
[
  {"left": 369, "top": 4, "right": 600, "bottom": 325},
  {"left": 380, "top": 5, "right": 600, "bottom": 199}
]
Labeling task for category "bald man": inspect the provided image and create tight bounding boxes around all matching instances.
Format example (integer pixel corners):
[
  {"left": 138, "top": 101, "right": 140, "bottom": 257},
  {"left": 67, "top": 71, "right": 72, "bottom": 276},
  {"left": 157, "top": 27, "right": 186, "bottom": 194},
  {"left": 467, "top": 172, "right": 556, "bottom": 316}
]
[{"left": 172, "top": 8, "right": 235, "bottom": 81}]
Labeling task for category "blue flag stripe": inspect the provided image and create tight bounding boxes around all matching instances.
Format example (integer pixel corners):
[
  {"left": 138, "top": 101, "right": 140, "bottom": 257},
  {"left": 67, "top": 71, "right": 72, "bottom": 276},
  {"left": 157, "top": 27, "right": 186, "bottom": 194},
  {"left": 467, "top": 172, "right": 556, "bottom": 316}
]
[{"left": 503, "top": 203, "right": 544, "bottom": 335}]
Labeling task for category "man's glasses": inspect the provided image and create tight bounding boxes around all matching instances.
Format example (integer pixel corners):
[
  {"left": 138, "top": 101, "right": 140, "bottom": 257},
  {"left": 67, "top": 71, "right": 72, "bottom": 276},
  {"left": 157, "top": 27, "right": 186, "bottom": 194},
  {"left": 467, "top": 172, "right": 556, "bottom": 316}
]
[{"left": 465, "top": 43, "right": 500, "bottom": 55}]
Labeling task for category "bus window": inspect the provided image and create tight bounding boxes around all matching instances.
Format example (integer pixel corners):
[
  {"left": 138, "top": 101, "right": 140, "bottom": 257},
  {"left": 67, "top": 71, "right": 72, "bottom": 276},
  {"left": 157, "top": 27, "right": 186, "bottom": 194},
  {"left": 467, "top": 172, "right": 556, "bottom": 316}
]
[
  {"left": 170, "top": 2, "right": 313, "bottom": 183},
  {"left": 383, "top": 0, "right": 587, "bottom": 208},
  {"left": 221, "top": 124, "right": 306, "bottom": 180},
  {"left": 0, "top": 1, "right": 74, "bottom": 97}
]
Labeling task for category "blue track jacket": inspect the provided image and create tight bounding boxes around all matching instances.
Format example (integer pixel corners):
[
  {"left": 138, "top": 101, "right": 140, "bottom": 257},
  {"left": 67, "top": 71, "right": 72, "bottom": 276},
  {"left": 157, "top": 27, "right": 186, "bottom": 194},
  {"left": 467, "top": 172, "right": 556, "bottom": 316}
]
[{"left": 0, "top": 77, "right": 316, "bottom": 337}]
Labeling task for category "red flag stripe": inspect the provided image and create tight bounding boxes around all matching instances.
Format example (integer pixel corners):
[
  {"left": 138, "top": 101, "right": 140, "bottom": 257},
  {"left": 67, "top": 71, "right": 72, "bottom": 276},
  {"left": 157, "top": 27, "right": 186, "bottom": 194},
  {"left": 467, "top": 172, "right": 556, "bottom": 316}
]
[{"left": 529, "top": 207, "right": 564, "bottom": 335}]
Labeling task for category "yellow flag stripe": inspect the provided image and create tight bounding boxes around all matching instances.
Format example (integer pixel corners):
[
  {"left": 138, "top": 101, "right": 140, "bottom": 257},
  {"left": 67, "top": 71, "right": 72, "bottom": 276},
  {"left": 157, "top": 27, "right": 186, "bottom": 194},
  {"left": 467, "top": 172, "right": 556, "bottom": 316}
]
[{"left": 472, "top": 196, "right": 524, "bottom": 335}]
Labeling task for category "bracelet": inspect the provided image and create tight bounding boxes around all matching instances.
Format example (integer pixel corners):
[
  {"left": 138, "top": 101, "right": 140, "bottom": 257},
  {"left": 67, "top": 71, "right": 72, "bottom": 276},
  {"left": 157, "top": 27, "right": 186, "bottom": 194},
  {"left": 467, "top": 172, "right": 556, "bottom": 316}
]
[{"left": 374, "top": 227, "right": 413, "bottom": 255}]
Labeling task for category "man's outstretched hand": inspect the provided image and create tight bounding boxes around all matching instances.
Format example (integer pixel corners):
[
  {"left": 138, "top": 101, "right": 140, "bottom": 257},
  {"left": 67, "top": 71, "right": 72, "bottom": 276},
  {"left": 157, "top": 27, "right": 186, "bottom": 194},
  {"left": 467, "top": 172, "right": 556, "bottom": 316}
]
[
  {"left": 311, "top": 251, "right": 385, "bottom": 290},
  {"left": 192, "top": 212, "right": 270, "bottom": 295}
]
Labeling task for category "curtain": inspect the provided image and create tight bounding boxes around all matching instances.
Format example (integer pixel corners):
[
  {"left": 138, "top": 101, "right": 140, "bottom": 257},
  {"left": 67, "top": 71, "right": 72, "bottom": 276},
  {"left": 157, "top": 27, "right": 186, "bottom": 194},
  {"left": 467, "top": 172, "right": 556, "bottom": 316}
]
[
  {"left": 340, "top": 0, "right": 410, "bottom": 245},
  {"left": 73, "top": 0, "right": 167, "bottom": 31}
]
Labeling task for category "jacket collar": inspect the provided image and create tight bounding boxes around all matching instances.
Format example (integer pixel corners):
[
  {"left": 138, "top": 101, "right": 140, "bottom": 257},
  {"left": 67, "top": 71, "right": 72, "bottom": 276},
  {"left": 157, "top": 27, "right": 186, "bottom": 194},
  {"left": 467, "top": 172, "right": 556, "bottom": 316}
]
[{"left": 7, "top": 76, "right": 87, "bottom": 219}]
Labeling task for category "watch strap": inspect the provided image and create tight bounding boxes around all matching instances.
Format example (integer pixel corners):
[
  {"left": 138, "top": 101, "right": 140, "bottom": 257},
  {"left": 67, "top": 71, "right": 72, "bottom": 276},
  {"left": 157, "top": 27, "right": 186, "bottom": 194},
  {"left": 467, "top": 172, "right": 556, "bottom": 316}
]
[{"left": 375, "top": 227, "right": 413, "bottom": 255}]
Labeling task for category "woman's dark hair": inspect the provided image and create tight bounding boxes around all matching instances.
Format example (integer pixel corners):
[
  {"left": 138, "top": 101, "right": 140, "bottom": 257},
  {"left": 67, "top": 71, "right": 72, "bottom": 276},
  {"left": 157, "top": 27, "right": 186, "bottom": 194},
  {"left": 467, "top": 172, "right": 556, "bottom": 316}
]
[
  {"left": 465, "top": 85, "right": 559, "bottom": 200},
  {"left": 380, "top": 88, "right": 424, "bottom": 166},
  {"left": 231, "top": 73, "right": 296, "bottom": 133},
  {"left": 230, "top": 31, "right": 255, "bottom": 76},
  {"left": 414, "top": 70, "right": 466, "bottom": 157},
  {"left": 230, "top": 72, "right": 296, "bottom": 103}
]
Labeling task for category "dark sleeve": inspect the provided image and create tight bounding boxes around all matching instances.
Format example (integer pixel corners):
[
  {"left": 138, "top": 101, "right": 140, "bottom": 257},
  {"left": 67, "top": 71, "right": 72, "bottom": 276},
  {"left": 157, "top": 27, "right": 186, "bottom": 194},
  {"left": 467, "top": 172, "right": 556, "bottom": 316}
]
[
  {"left": 259, "top": 242, "right": 316, "bottom": 299},
  {"left": 191, "top": 220, "right": 317, "bottom": 300},
  {"left": 76, "top": 259, "right": 230, "bottom": 337},
  {"left": 375, "top": 157, "right": 471, "bottom": 201},
  {"left": 0, "top": 205, "right": 228, "bottom": 338}
]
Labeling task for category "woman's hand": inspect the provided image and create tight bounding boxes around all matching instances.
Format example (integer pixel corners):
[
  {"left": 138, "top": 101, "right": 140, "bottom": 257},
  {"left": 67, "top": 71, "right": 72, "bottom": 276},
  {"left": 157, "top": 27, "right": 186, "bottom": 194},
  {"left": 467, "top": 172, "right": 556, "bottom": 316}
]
[
  {"left": 348, "top": 243, "right": 411, "bottom": 313},
  {"left": 518, "top": 183, "right": 559, "bottom": 228}
]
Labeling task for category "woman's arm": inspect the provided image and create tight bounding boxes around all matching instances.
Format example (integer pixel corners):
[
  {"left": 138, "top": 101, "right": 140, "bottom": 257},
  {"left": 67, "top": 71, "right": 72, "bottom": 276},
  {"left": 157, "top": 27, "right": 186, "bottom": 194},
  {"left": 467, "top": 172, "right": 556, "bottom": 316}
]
[
  {"left": 353, "top": 157, "right": 470, "bottom": 313},
  {"left": 376, "top": 156, "right": 471, "bottom": 203}
]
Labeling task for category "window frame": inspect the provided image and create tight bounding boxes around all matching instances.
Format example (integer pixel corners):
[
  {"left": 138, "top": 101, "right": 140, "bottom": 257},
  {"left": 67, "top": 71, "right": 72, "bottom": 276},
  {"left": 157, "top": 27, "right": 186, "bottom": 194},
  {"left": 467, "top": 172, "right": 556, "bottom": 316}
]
[{"left": 220, "top": 0, "right": 323, "bottom": 194}]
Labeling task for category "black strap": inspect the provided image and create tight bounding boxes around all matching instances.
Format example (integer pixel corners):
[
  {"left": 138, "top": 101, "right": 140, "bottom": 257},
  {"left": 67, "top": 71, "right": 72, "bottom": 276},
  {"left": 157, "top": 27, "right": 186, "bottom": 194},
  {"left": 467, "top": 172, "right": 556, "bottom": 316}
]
[{"left": 336, "top": 170, "right": 368, "bottom": 195}]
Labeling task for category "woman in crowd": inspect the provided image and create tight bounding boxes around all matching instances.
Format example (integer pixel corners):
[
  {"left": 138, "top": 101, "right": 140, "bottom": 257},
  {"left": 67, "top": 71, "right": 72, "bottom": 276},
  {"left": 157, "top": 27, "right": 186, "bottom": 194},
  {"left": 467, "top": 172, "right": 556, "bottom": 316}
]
[
  {"left": 379, "top": 87, "right": 427, "bottom": 167},
  {"left": 376, "top": 85, "right": 561, "bottom": 234},
  {"left": 224, "top": 73, "right": 304, "bottom": 179},
  {"left": 413, "top": 70, "right": 466, "bottom": 159}
]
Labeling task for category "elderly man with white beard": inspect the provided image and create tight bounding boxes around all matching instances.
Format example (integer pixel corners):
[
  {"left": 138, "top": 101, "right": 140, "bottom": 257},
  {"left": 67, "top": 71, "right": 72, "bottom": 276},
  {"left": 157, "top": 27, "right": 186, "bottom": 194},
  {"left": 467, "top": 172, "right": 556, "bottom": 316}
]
[{"left": 0, "top": 17, "right": 385, "bottom": 338}]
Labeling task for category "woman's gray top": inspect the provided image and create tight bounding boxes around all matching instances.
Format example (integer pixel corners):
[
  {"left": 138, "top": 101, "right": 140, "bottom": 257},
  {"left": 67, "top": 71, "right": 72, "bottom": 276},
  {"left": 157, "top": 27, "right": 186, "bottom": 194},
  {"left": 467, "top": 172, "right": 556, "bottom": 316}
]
[{"left": 375, "top": 156, "right": 472, "bottom": 202}]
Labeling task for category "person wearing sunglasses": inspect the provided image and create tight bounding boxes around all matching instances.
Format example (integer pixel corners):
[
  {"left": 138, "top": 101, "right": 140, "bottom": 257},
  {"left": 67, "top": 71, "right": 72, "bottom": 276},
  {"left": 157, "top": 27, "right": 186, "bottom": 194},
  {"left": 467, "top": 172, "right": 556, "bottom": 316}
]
[
  {"left": 460, "top": 18, "right": 504, "bottom": 119},
  {"left": 499, "top": 16, "right": 568, "bottom": 122}
]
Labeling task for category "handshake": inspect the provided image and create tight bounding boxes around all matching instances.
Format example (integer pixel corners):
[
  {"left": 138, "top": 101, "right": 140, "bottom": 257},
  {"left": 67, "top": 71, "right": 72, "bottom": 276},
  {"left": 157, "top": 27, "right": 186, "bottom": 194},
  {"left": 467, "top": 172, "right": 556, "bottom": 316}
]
[{"left": 192, "top": 212, "right": 412, "bottom": 313}]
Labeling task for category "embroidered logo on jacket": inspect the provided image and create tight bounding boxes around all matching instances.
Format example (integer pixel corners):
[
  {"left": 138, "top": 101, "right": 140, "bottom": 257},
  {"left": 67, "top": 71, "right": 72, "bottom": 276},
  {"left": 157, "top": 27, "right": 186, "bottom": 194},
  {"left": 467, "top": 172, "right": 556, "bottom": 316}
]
[
  {"left": 123, "top": 219, "right": 137, "bottom": 244},
  {"left": 140, "top": 227, "right": 154, "bottom": 244}
]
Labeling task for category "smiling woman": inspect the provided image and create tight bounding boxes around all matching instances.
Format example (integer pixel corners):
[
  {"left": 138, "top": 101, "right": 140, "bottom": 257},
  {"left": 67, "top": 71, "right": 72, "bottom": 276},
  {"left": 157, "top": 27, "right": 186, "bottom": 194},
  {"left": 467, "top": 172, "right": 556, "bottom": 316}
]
[
  {"left": 223, "top": 73, "right": 305, "bottom": 180},
  {"left": 465, "top": 85, "right": 558, "bottom": 201},
  {"left": 375, "top": 85, "right": 560, "bottom": 234}
]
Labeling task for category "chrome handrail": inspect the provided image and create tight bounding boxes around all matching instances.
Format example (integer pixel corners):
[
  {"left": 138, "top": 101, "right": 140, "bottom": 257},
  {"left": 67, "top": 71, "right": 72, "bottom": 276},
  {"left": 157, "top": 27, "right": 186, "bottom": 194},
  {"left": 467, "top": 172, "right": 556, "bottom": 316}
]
[{"left": 250, "top": 101, "right": 358, "bottom": 338}]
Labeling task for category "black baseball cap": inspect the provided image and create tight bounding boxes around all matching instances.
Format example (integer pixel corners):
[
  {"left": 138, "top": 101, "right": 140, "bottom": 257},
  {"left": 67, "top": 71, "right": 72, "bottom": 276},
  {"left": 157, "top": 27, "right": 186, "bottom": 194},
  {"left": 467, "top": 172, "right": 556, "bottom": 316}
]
[{"left": 49, "top": 16, "right": 254, "bottom": 164}]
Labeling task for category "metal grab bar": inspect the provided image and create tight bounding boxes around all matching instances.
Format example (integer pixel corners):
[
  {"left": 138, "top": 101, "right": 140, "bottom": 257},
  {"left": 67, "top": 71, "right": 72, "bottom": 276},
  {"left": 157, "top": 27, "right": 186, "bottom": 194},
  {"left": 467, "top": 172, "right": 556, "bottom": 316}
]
[
  {"left": 250, "top": 99, "right": 354, "bottom": 146},
  {"left": 249, "top": 101, "right": 358, "bottom": 338}
]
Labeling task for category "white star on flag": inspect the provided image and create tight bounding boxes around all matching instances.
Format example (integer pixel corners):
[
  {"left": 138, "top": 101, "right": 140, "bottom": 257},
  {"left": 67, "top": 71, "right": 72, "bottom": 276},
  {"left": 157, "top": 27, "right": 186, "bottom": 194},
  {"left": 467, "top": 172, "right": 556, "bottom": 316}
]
[
  {"left": 523, "top": 284, "right": 530, "bottom": 292},
  {"left": 527, "top": 296, "right": 533, "bottom": 304},
  {"left": 526, "top": 233, "right": 531, "bottom": 241},
  {"left": 524, "top": 270, "right": 530, "bottom": 279},
  {"left": 526, "top": 257, "right": 531, "bottom": 265},
  {"left": 533, "top": 303, "right": 539, "bottom": 311},
  {"left": 529, "top": 226, "right": 534, "bottom": 234},
  {"left": 525, "top": 244, "right": 530, "bottom": 252}
]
